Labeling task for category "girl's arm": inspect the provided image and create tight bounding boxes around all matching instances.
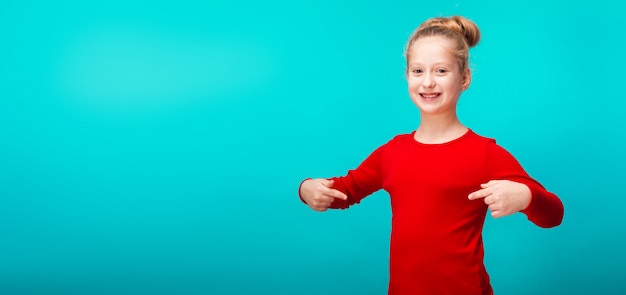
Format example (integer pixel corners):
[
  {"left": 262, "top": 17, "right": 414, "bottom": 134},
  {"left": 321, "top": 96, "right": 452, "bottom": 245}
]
[
  {"left": 469, "top": 140, "right": 564, "bottom": 228},
  {"left": 299, "top": 143, "right": 386, "bottom": 211}
]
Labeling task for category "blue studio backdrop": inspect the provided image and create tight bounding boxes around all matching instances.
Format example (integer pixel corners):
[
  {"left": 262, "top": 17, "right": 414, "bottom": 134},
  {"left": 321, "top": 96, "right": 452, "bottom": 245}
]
[{"left": 1, "top": 0, "right": 625, "bottom": 294}]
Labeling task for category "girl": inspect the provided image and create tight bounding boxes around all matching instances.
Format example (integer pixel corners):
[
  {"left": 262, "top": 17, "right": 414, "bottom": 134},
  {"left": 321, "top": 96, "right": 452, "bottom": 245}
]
[{"left": 298, "top": 16, "right": 564, "bottom": 295}]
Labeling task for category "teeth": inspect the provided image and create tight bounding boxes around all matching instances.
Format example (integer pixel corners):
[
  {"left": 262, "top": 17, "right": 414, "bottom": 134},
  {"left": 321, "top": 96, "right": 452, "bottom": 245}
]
[{"left": 422, "top": 94, "right": 438, "bottom": 98}]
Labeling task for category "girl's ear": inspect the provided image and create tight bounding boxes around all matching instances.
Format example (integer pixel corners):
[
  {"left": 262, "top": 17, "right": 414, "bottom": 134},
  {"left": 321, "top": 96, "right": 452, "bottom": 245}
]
[{"left": 461, "top": 68, "right": 471, "bottom": 90}]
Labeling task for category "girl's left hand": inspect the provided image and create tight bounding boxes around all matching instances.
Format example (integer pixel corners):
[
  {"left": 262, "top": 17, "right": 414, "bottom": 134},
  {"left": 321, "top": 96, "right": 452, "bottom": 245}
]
[{"left": 468, "top": 180, "right": 532, "bottom": 218}]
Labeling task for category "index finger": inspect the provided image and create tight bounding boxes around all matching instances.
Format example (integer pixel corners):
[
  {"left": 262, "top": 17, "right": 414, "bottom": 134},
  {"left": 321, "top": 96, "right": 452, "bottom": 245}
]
[
  {"left": 468, "top": 188, "right": 491, "bottom": 200},
  {"left": 323, "top": 187, "right": 348, "bottom": 200}
]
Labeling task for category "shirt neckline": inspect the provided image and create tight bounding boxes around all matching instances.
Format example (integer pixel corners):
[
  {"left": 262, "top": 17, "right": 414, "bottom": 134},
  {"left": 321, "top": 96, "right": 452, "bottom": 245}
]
[{"left": 409, "top": 128, "right": 474, "bottom": 147}]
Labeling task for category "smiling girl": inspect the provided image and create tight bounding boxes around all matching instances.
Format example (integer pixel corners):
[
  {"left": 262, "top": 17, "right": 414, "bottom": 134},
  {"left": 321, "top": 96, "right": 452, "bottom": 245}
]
[{"left": 298, "top": 16, "right": 564, "bottom": 295}]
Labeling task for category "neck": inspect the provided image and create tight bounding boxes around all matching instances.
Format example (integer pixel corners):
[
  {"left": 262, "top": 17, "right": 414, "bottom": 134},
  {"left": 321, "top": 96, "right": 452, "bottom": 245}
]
[{"left": 414, "top": 112, "right": 467, "bottom": 144}]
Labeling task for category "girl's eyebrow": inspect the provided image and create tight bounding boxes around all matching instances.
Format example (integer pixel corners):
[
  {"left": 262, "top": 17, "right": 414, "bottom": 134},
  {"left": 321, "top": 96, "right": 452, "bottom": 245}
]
[{"left": 408, "top": 62, "right": 453, "bottom": 67}]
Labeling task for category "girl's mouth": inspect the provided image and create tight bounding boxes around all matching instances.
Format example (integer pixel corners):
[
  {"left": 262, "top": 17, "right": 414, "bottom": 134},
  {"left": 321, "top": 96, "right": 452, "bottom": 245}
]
[{"left": 420, "top": 93, "right": 441, "bottom": 99}]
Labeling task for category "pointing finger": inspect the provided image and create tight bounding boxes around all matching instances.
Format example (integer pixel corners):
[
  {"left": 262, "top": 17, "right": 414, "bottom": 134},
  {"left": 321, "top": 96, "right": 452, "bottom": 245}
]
[
  {"left": 468, "top": 188, "right": 491, "bottom": 200},
  {"left": 326, "top": 188, "right": 348, "bottom": 200}
]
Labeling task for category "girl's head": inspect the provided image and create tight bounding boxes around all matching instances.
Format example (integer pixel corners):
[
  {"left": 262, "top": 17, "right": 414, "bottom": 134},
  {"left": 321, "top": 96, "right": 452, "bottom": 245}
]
[
  {"left": 404, "top": 16, "right": 481, "bottom": 115},
  {"left": 405, "top": 16, "right": 480, "bottom": 74}
]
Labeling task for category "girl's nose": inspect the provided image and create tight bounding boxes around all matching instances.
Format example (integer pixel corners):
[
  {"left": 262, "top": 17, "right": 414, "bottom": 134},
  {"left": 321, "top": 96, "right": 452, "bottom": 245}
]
[{"left": 423, "top": 74, "right": 435, "bottom": 88}]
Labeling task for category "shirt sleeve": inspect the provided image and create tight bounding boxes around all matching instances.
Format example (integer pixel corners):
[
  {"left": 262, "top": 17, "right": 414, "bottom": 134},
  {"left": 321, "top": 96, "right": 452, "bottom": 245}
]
[
  {"left": 486, "top": 140, "right": 564, "bottom": 228},
  {"left": 327, "top": 143, "right": 385, "bottom": 209},
  {"left": 298, "top": 142, "right": 385, "bottom": 209}
]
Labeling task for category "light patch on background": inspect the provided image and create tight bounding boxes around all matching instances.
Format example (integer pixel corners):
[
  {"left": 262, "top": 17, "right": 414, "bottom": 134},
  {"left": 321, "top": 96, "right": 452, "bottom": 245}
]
[{"left": 54, "top": 24, "right": 276, "bottom": 114}]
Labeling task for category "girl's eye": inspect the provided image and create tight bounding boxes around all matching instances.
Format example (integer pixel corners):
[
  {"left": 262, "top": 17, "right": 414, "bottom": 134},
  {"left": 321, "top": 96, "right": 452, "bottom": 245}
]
[
  {"left": 436, "top": 69, "right": 446, "bottom": 73},
  {"left": 413, "top": 69, "right": 422, "bottom": 74}
]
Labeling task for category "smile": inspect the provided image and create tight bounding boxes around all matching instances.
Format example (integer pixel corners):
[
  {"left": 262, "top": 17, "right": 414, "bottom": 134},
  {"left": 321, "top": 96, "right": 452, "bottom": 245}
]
[{"left": 420, "top": 93, "right": 441, "bottom": 99}]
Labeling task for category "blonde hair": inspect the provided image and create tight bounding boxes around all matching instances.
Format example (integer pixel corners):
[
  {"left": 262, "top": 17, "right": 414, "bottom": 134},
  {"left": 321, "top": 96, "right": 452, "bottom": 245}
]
[{"left": 405, "top": 16, "right": 481, "bottom": 72}]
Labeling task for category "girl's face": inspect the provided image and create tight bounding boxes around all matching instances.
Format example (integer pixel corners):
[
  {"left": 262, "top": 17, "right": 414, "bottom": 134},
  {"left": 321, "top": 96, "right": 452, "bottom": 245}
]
[{"left": 406, "top": 36, "right": 470, "bottom": 116}]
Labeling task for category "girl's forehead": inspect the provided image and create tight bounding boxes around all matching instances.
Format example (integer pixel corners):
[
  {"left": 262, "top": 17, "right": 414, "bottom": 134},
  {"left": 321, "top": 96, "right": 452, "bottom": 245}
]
[
  {"left": 410, "top": 36, "right": 455, "bottom": 53},
  {"left": 408, "top": 38, "right": 457, "bottom": 65}
]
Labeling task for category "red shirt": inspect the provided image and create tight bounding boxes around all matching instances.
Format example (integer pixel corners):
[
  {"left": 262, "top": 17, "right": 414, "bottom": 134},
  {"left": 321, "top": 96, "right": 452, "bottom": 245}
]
[{"left": 320, "top": 130, "right": 563, "bottom": 295}]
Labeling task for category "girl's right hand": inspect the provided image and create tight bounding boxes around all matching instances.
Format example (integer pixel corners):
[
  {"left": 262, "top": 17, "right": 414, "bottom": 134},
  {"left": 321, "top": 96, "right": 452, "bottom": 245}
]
[{"left": 300, "top": 178, "right": 348, "bottom": 212}]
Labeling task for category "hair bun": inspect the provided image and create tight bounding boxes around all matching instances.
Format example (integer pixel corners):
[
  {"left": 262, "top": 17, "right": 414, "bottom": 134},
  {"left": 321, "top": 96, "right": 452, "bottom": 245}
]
[{"left": 418, "top": 16, "right": 481, "bottom": 48}]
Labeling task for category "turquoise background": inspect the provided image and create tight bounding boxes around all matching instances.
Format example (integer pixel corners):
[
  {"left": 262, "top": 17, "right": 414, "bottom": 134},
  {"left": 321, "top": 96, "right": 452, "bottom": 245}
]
[{"left": 1, "top": 0, "right": 625, "bottom": 294}]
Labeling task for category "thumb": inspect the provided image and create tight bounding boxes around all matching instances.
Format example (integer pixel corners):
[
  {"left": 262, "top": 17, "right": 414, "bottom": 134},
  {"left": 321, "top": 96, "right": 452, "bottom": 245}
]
[
  {"left": 481, "top": 180, "right": 501, "bottom": 188},
  {"left": 320, "top": 179, "right": 335, "bottom": 187}
]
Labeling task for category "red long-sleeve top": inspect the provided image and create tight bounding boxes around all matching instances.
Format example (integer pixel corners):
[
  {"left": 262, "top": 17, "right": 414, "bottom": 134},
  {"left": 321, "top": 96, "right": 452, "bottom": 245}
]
[{"left": 309, "top": 130, "right": 564, "bottom": 295}]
